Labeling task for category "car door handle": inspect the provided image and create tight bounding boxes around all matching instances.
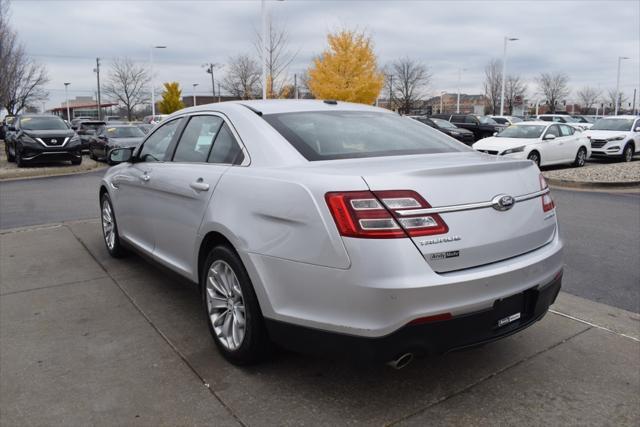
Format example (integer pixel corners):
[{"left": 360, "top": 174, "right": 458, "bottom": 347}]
[{"left": 189, "top": 179, "right": 210, "bottom": 192}]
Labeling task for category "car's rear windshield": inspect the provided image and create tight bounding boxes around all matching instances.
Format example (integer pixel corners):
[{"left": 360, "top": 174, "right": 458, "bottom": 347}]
[
  {"left": 591, "top": 118, "right": 634, "bottom": 131},
  {"left": 105, "top": 126, "right": 145, "bottom": 138},
  {"left": 20, "top": 116, "right": 68, "bottom": 130},
  {"left": 263, "top": 111, "right": 468, "bottom": 161}
]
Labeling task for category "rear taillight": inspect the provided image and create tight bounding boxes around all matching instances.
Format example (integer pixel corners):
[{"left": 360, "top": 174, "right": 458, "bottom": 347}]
[
  {"left": 539, "top": 174, "right": 554, "bottom": 212},
  {"left": 325, "top": 190, "right": 448, "bottom": 239}
]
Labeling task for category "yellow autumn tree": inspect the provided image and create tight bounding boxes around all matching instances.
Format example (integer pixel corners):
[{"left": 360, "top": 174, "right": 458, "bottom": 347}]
[
  {"left": 158, "top": 82, "right": 185, "bottom": 114},
  {"left": 308, "top": 30, "right": 384, "bottom": 104}
]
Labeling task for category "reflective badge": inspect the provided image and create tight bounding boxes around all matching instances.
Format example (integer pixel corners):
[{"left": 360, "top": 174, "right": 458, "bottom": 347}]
[{"left": 498, "top": 312, "right": 521, "bottom": 327}]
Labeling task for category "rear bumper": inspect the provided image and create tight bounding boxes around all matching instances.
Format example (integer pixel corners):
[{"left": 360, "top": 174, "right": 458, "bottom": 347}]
[{"left": 266, "top": 274, "right": 561, "bottom": 362}]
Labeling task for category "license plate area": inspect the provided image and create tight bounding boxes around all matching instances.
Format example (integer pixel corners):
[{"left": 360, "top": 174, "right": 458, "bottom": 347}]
[{"left": 493, "top": 288, "right": 537, "bottom": 330}]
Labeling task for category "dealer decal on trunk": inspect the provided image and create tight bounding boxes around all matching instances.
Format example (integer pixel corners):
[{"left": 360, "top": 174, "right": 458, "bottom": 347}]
[{"left": 430, "top": 250, "right": 460, "bottom": 260}]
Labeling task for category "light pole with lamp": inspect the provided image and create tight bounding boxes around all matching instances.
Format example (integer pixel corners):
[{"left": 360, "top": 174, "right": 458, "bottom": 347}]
[
  {"left": 499, "top": 36, "right": 518, "bottom": 116},
  {"left": 192, "top": 83, "right": 199, "bottom": 106},
  {"left": 456, "top": 68, "right": 467, "bottom": 113},
  {"left": 150, "top": 45, "right": 167, "bottom": 117},
  {"left": 64, "top": 82, "right": 71, "bottom": 121},
  {"left": 614, "top": 56, "right": 629, "bottom": 115}
]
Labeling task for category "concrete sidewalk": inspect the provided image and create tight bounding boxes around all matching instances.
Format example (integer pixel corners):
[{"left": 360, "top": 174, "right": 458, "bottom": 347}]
[{"left": 1, "top": 220, "right": 638, "bottom": 426}]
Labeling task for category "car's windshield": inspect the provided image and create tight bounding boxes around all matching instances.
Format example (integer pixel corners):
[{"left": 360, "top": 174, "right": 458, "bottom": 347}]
[
  {"left": 432, "top": 118, "right": 457, "bottom": 129},
  {"left": 590, "top": 118, "right": 635, "bottom": 131},
  {"left": 571, "top": 116, "right": 589, "bottom": 123},
  {"left": 561, "top": 116, "right": 578, "bottom": 123},
  {"left": 496, "top": 125, "right": 546, "bottom": 139},
  {"left": 263, "top": 111, "right": 468, "bottom": 161},
  {"left": 492, "top": 117, "right": 509, "bottom": 125},
  {"left": 20, "top": 116, "right": 68, "bottom": 130},
  {"left": 478, "top": 116, "right": 498, "bottom": 125},
  {"left": 105, "top": 126, "right": 145, "bottom": 138}
]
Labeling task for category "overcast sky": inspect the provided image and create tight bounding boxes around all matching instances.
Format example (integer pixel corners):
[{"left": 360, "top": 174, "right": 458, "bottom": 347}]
[{"left": 9, "top": 0, "right": 640, "bottom": 110}]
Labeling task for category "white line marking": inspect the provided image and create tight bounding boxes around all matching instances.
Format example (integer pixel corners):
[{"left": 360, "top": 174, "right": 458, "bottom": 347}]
[{"left": 550, "top": 309, "right": 640, "bottom": 343}]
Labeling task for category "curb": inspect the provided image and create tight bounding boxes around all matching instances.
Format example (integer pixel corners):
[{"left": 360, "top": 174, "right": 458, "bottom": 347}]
[
  {"left": 0, "top": 165, "right": 107, "bottom": 182},
  {"left": 545, "top": 177, "right": 640, "bottom": 190}
]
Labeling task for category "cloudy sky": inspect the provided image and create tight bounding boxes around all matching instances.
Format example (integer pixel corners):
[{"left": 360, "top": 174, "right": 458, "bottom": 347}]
[{"left": 8, "top": 0, "right": 640, "bottom": 110}]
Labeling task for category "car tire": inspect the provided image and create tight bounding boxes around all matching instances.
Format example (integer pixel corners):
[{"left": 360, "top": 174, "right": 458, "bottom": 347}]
[
  {"left": 622, "top": 144, "right": 634, "bottom": 162},
  {"left": 71, "top": 156, "right": 82, "bottom": 165},
  {"left": 201, "top": 245, "right": 271, "bottom": 365},
  {"left": 100, "top": 193, "right": 127, "bottom": 258},
  {"left": 89, "top": 148, "right": 96, "bottom": 160},
  {"left": 5, "top": 144, "right": 15, "bottom": 162},
  {"left": 573, "top": 147, "right": 587, "bottom": 167},
  {"left": 527, "top": 151, "right": 541, "bottom": 167}
]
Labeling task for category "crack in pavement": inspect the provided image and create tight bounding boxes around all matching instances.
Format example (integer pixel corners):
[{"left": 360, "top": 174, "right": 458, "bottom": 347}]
[
  {"left": 385, "top": 325, "right": 593, "bottom": 427},
  {"left": 0, "top": 276, "right": 108, "bottom": 296},
  {"left": 64, "top": 224, "right": 248, "bottom": 427}
]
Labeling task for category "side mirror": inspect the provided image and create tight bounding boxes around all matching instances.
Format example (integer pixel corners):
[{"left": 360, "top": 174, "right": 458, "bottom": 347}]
[
  {"left": 107, "top": 147, "right": 134, "bottom": 165},
  {"left": 543, "top": 134, "right": 556, "bottom": 140}
]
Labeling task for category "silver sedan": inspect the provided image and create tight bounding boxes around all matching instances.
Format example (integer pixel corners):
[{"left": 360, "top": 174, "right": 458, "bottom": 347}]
[{"left": 99, "top": 100, "right": 563, "bottom": 367}]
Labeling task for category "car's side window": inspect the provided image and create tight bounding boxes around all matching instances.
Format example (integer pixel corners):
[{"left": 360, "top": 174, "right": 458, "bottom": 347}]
[
  {"left": 173, "top": 115, "right": 223, "bottom": 163},
  {"left": 540, "top": 116, "right": 552, "bottom": 122},
  {"left": 208, "top": 123, "right": 245, "bottom": 165},
  {"left": 464, "top": 116, "right": 478, "bottom": 124},
  {"left": 559, "top": 124, "right": 574, "bottom": 136},
  {"left": 545, "top": 125, "right": 560, "bottom": 138},
  {"left": 138, "top": 119, "right": 181, "bottom": 162}
]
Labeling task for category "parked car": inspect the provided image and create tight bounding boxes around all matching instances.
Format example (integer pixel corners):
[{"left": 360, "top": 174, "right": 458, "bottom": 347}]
[
  {"left": 5, "top": 115, "right": 82, "bottom": 167},
  {"left": 571, "top": 115, "right": 594, "bottom": 124},
  {"left": 1, "top": 115, "right": 15, "bottom": 141},
  {"left": 75, "top": 120, "right": 106, "bottom": 151},
  {"left": 489, "top": 115, "right": 523, "bottom": 125},
  {"left": 135, "top": 123, "right": 154, "bottom": 134},
  {"left": 70, "top": 117, "right": 94, "bottom": 129},
  {"left": 99, "top": 100, "right": 563, "bottom": 367},
  {"left": 583, "top": 116, "right": 639, "bottom": 162},
  {"left": 143, "top": 114, "right": 168, "bottom": 125},
  {"left": 88, "top": 124, "right": 145, "bottom": 161},
  {"left": 472, "top": 121, "right": 590, "bottom": 167},
  {"left": 409, "top": 116, "right": 475, "bottom": 145},
  {"left": 431, "top": 114, "right": 506, "bottom": 140},
  {"left": 536, "top": 114, "right": 593, "bottom": 131}
]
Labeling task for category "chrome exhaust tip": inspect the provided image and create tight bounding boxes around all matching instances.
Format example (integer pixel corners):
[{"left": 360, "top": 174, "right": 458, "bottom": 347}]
[{"left": 386, "top": 353, "right": 414, "bottom": 370}]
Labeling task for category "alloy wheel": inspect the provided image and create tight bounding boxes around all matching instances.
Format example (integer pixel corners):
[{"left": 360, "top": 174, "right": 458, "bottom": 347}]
[
  {"left": 577, "top": 149, "right": 586, "bottom": 166},
  {"left": 101, "top": 199, "right": 116, "bottom": 250},
  {"left": 624, "top": 146, "right": 633, "bottom": 162},
  {"left": 206, "top": 260, "right": 246, "bottom": 351}
]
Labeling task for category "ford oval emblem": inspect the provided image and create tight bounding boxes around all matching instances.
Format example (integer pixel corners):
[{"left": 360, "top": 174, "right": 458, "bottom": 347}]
[{"left": 492, "top": 194, "right": 515, "bottom": 211}]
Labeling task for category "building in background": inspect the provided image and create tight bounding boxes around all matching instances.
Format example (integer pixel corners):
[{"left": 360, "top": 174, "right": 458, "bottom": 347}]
[{"left": 49, "top": 96, "right": 118, "bottom": 120}]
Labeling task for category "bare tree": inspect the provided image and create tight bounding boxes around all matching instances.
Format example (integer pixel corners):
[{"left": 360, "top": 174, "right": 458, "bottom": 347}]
[
  {"left": 102, "top": 57, "right": 151, "bottom": 121},
  {"left": 254, "top": 18, "right": 297, "bottom": 98},
  {"left": 576, "top": 86, "right": 602, "bottom": 113},
  {"left": 606, "top": 88, "right": 629, "bottom": 113},
  {"left": 483, "top": 58, "right": 502, "bottom": 114},
  {"left": 388, "top": 57, "right": 431, "bottom": 114},
  {"left": 221, "top": 54, "right": 261, "bottom": 100},
  {"left": 504, "top": 75, "right": 527, "bottom": 115},
  {"left": 0, "top": 0, "right": 49, "bottom": 114},
  {"left": 537, "top": 72, "right": 570, "bottom": 113}
]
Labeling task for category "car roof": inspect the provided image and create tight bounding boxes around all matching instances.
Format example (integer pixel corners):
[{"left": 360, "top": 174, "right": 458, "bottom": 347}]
[
  {"left": 513, "top": 121, "right": 549, "bottom": 126},
  {"left": 598, "top": 115, "right": 639, "bottom": 119},
  {"left": 179, "top": 99, "right": 389, "bottom": 116}
]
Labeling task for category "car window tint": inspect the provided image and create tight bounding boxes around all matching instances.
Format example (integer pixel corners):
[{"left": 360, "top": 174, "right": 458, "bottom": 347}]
[
  {"left": 138, "top": 119, "right": 180, "bottom": 162},
  {"left": 559, "top": 124, "right": 574, "bottom": 136},
  {"left": 464, "top": 116, "right": 478, "bottom": 124},
  {"left": 540, "top": 116, "right": 552, "bottom": 122},
  {"left": 208, "top": 123, "right": 244, "bottom": 164},
  {"left": 173, "top": 115, "right": 223, "bottom": 163},
  {"left": 450, "top": 115, "right": 465, "bottom": 122},
  {"left": 545, "top": 125, "right": 560, "bottom": 137}
]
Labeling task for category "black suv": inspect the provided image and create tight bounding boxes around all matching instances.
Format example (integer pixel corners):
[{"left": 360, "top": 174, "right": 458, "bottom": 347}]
[
  {"left": 5, "top": 115, "right": 82, "bottom": 167},
  {"left": 410, "top": 116, "right": 475, "bottom": 145},
  {"left": 430, "top": 114, "right": 505, "bottom": 141}
]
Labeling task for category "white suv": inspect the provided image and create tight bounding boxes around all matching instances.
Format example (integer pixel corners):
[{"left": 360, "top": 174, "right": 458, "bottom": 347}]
[
  {"left": 583, "top": 116, "right": 640, "bottom": 162},
  {"left": 537, "top": 114, "right": 593, "bottom": 131}
]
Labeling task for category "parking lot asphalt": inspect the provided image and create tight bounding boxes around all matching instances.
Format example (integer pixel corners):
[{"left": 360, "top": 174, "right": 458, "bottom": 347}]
[{"left": 1, "top": 221, "right": 638, "bottom": 425}]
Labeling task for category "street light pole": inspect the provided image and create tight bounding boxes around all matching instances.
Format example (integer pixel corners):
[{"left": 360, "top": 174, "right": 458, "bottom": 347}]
[
  {"left": 64, "top": 82, "right": 71, "bottom": 121},
  {"left": 456, "top": 68, "right": 467, "bottom": 114},
  {"left": 500, "top": 36, "right": 518, "bottom": 116},
  {"left": 614, "top": 56, "right": 629, "bottom": 115},
  {"left": 192, "top": 83, "right": 199, "bottom": 107},
  {"left": 150, "top": 46, "right": 167, "bottom": 117}
]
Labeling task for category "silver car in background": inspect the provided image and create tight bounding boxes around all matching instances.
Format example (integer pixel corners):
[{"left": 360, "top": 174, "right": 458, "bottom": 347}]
[{"left": 99, "top": 100, "right": 563, "bottom": 367}]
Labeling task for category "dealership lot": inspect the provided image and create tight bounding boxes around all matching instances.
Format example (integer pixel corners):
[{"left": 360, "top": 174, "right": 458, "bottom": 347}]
[{"left": 1, "top": 219, "right": 638, "bottom": 425}]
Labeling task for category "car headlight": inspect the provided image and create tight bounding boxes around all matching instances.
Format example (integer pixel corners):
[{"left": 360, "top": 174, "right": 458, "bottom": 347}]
[
  {"left": 501, "top": 146, "right": 526, "bottom": 155},
  {"left": 20, "top": 134, "right": 38, "bottom": 144},
  {"left": 607, "top": 136, "right": 625, "bottom": 141}
]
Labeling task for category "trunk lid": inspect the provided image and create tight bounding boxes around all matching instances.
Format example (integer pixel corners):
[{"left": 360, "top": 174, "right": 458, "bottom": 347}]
[{"left": 351, "top": 152, "right": 556, "bottom": 272}]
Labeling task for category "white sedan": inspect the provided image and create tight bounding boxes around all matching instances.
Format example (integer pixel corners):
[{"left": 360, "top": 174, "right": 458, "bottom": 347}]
[{"left": 473, "top": 121, "right": 591, "bottom": 167}]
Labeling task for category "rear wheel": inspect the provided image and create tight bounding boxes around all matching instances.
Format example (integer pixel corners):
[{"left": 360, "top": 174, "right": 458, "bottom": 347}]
[
  {"left": 89, "top": 148, "right": 96, "bottom": 160},
  {"left": 527, "top": 151, "right": 540, "bottom": 166},
  {"left": 100, "top": 193, "right": 126, "bottom": 258},
  {"left": 71, "top": 156, "right": 82, "bottom": 165},
  {"left": 202, "top": 245, "right": 271, "bottom": 365},
  {"left": 573, "top": 147, "right": 587, "bottom": 167},
  {"left": 5, "top": 143, "right": 14, "bottom": 162},
  {"left": 622, "top": 144, "right": 634, "bottom": 162},
  {"left": 15, "top": 149, "right": 24, "bottom": 168}
]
